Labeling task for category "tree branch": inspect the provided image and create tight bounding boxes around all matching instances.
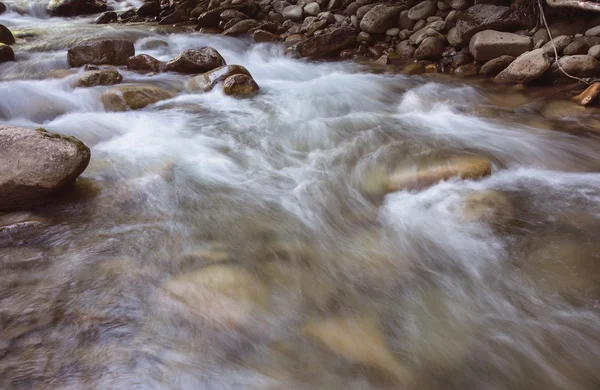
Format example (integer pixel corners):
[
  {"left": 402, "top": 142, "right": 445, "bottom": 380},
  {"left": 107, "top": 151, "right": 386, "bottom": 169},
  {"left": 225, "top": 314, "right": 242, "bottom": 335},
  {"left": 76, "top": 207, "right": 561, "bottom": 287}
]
[{"left": 546, "top": 0, "right": 600, "bottom": 11}]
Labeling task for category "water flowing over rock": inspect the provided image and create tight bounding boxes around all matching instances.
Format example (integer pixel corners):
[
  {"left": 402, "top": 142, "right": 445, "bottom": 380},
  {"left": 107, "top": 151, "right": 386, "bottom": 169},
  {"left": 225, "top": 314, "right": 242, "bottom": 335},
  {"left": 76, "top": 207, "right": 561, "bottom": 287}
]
[
  {"left": 185, "top": 64, "right": 251, "bottom": 93},
  {"left": 48, "top": 0, "right": 107, "bottom": 17},
  {"left": 164, "top": 47, "right": 226, "bottom": 74},
  {"left": 293, "top": 26, "right": 357, "bottom": 58},
  {"left": 74, "top": 69, "right": 122, "bottom": 88},
  {"left": 222, "top": 74, "right": 259, "bottom": 98},
  {"left": 101, "top": 85, "right": 176, "bottom": 111},
  {"left": 495, "top": 49, "right": 551, "bottom": 84},
  {"left": 0, "top": 126, "right": 90, "bottom": 211},
  {"left": 67, "top": 39, "right": 135, "bottom": 67}
]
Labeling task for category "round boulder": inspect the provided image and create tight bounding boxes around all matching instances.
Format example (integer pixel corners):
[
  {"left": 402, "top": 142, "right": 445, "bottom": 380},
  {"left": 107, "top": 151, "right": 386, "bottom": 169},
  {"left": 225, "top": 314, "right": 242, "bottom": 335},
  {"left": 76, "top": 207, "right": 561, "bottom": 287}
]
[
  {"left": 479, "top": 55, "right": 514, "bottom": 77},
  {"left": 283, "top": 5, "right": 303, "bottom": 21},
  {"left": 495, "top": 48, "right": 551, "bottom": 84},
  {"left": 414, "top": 36, "right": 444, "bottom": 60},
  {"left": 553, "top": 55, "right": 600, "bottom": 78},
  {"left": 360, "top": 4, "right": 404, "bottom": 34},
  {"left": 126, "top": 54, "right": 164, "bottom": 73},
  {"left": 101, "top": 85, "right": 176, "bottom": 111},
  {"left": 67, "top": 39, "right": 135, "bottom": 67},
  {"left": 0, "top": 43, "right": 14, "bottom": 63},
  {"left": 74, "top": 69, "right": 123, "bottom": 88},
  {"left": 0, "top": 126, "right": 90, "bottom": 211},
  {"left": 408, "top": 0, "right": 436, "bottom": 21},
  {"left": 222, "top": 74, "right": 259, "bottom": 98},
  {"left": 164, "top": 47, "right": 226, "bottom": 74},
  {"left": 0, "top": 24, "right": 15, "bottom": 45}
]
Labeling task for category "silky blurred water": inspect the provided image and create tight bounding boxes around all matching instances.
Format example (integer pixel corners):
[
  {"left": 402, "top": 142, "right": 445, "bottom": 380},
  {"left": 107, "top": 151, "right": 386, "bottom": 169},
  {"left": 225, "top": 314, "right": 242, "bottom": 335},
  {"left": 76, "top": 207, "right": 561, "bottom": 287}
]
[{"left": 1, "top": 4, "right": 600, "bottom": 390}]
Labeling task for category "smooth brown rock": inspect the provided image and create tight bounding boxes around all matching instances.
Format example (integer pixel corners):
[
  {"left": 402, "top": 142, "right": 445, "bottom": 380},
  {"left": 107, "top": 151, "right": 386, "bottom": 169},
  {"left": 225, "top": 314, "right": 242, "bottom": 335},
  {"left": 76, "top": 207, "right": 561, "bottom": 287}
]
[
  {"left": 137, "top": 1, "right": 160, "bottom": 17},
  {"left": 553, "top": 55, "right": 600, "bottom": 78},
  {"left": 253, "top": 29, "right": 280, "bottom": 42},
  {"left": 453, "top": 63, "right": 480, "bottom": 76},
  {"left": 388, "top": 156, "right": 492, "bottom": 192},
  {"left": 222, "top": 74, "right": 259, "bottom": 98},
  {"left": 479, "top": 55, "right": 514, "bottom": 76},
  {"left": 223, "top": 19, "right": 259, "bottom": 35},
  {"left": 572, "top": 82, "right": 600, "bottom": 106},
  {"left": 95, "top": 10, "right": 117, "bottom": 24},
  {"left": 0, "top": 126, "right": 90, "bottom": 211},
  {"left": 446, "top": 4, "right": 521, "bottom": 47},
  {"left": 48, "top": 0, "right": 107, "bottom": 17},
  {"left": 414, "top": 36, "right": 444, "bottom": 60},
  {"left": 164, "top": 47, "right": 226, "bottom": 74},
  {"left": 0, "top": 43, "right": 14, "bottom": 63},
  {"left": 542, "top": 35, "right": 572, "bottom": 57},
  {"left": 67, "top": 39, "right": 135, "bottom": 67},
  {"left": 0, "top": 24, "right": 14, "bottom": 45},
  {"left": 563, "top": 40, "right": 589, "bottom": 56},
  {"left": 126, "top": 54, "right": 164, "bottom": 73},
  {"left": 101, "top": 85, "right": 176, "bottom": 111},
  {"left": 294, "top": 26, "right": 356, "bottom": 58},
  {"left": 360, "top": 4, "right": 405, "bottom": 34},
  {"left": 185, "top": 64, "right": 251, "bottom": 92},
  {"left": 74, "top": 69, "right": 122, "bottom": 88},
  {"left": 457, "top": 190, "right": 513, "bottom": 225},
  {"left": 495, "top": 49, "right": 551, "bottom": 84}
]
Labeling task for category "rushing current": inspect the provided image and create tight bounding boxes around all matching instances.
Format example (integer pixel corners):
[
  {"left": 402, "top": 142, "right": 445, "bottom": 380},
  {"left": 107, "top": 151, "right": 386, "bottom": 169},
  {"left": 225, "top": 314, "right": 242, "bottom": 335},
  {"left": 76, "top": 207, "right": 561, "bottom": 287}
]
[{"left": 2, "top": 2, "right": 600, "bottom": 389}]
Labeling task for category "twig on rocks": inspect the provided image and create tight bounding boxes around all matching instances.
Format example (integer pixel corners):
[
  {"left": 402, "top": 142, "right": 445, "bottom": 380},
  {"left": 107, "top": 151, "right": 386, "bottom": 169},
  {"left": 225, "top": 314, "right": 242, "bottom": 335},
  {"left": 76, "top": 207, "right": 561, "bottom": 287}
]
[{"left": 538, "top": 0, "right": 590, "bottom": 85}]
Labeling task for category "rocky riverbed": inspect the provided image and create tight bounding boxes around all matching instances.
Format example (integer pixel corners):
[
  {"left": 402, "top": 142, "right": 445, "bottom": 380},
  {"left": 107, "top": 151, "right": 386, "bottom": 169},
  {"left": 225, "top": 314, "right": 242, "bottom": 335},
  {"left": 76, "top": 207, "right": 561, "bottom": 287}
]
[{"left": 2, "top": 0, "right": 600, "bottom": 389}]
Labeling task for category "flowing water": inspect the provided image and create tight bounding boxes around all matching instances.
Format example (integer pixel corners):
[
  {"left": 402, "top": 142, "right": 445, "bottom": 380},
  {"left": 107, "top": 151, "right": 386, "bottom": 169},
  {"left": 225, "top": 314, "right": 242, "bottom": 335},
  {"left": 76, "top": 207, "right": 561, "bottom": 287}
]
[{"left": 2, "top": 3, "right": 600, "bottom": 390}]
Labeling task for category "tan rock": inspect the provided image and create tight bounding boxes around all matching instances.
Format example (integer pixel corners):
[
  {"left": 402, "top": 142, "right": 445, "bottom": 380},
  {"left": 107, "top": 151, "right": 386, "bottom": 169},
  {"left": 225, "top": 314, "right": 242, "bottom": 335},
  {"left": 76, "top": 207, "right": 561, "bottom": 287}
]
[
  {"left": 126, "top": 54, "right": 164, "bottom": 73},
  {"left": 164, "top": 47, "right": 226, "bottom": 74},
  {"left": 67, "top": 39, "right": 135, "bottom": 67},
  {"left": 101, "top": 85, "right": 176, "bottom": 111},
  {"left": 222, "top": 73, "right": 259, "bottom": 98},
  {"left": 74, "top": 69, "right": 122, "bottom": 88},
  {"left": 457, "top": 190, "right": 514, "bottom": 225},
  {"left": 304, "top": 316, "right": 413, "bottom": 384},
  {"left": 572, "top": 82, "right": 600, "bottom": 106}
]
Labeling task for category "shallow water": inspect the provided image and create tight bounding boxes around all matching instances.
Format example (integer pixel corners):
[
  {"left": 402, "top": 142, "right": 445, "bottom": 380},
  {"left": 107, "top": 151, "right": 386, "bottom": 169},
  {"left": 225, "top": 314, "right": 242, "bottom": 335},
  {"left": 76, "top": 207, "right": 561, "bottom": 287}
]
[{"left": 2, "top": 4, "right": 600, "bottom": 390}]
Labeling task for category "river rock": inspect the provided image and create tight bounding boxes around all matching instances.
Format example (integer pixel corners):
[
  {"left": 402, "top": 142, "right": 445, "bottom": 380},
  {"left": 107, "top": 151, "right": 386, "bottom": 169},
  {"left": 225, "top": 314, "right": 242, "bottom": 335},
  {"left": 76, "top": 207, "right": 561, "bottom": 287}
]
[
  {"left": 388, "top": 156, "right": 491, "bottom": 192},
  {"left": 531, "top": 28, "right": 549, "bottom": 46},
  {"left": 185, "top": 64, "right": 251, "bottom": 92},
  {"left": 304, "top": 2, "right": 320, "bottom": 16},
  {"left": 469, "top": 30, "right": 532, "bottom": 61},
  {"left": 222, "top": 74, "right": 259, "bottom": 98},
  {"left": 553, "top": 55, "right": 600, "bottom": 78},
  {"left": 162, "top": 264, "right": 269, "bottom": 329},
  {"left": 223, "top": 19, "right": 259, "bottom": 35},
  {"left": 451, "top": 50, "right": 472, "bottom": 67},
  {"left": 414, "top": 36, "right": 444, "bottom": 60},
  {"left": 304, "top": 316, "right": 413, "bottom": 384},
  {"left": 360, "top": 4, "right": 404, "bottom": 34},
  {"left": 495, "top": 48, "right": 551, "bottom": 84},
  {"left": 572, "top": 82, "right": 600, "bottom": 106},
  {"left": 283, "top": 5, "right": 303, "bottom": 21},
  {"left": 457, "top": 190, "right": 513, "bottom": 225},
  {"left": 446, "top": 4, "right": 521, "bottom": 47},
  {"left": 562, "top": 39, "right": 589, "bottom": 56},
  {"left": 158, "top": 8, "right": 186, "bottom": 25},
  {"left": 0, "top": 2, "right": 5, "bottom": 14},
  {"left": 48, "top": 0, "right": 107, "bottom": 17},
  {"left": 164, "top": 47, "right": 226, "bottom": 74},
  {"left": 588, "top": 44, "right": 600, "bottom": 59},
  {"left": 253, "top": 29, "right": 280, "bottom": 42},
  {"left": 67, "top": 39, "right": 135, "bottom": 67},
  {"left": 408, "top": 0, "right": 436, "bottom": 21},
  {"left": 221, "top": 9, "right": 249, "bottom": 21},
  {"left": 293, "top": 26, "right": 356, "bottom": 58},
  {"left": 0, "top": 24, "right": 15, "bottom": 45},
  {"left": 0, "top": 43, "right": 14, "bottom": 63},
  {"left": 453, "top": 63, "right": 480, "bottom": 76},
  {"left": 101, "top": 85, "right": 176, "bottom": 111},
  {"left": 585, "top": 25, "right": 600, "bottom": 37},
  {"left": 548, "top": 19, "right": 585, "bottom": 37},
  {"left": 137, "top": 1, "right": 160, "bottom": 17},
  {"left": 479, "top": 55, "right": 514, "bottom": 76},
  {"left": 126, "top": 54, "right": 164, "bottom": 73},
  {"left": 395, "top": 40, "right": 416, "bottom": 59},
  {"left": 542, "top": 35, "right": 572, "bottom": 57},
  {"left": 0, "top": 126, "right": 90, "bottom": 211},
  {"left": 95, "top": 10, "right": 117, "bottom": 24},
  {"left": 74, "top": 69, "right": 122, "bottom": 88}
]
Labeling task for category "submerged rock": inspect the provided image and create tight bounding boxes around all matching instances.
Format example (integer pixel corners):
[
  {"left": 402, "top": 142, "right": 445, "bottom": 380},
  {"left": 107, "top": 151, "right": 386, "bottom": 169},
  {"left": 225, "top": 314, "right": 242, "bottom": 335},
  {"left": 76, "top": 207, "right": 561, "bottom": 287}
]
[
  {"left": 185, "top": 64, "right": 251, "bottom": 93},
  {"left": 101, "top": 85, "right": 176, "bottom": 111},
  {"left": 457, "top": 190, "right": 514, "bottom": 225},
  {"left": 164, "top": 47, "right": 226, "bottom": 74},
  {"left": 67, "top": 39, "right": 135, "bottom": 67},
  {"left": 126, "top": 54, "right": 164, "bottom": 73},
  {"left": 0, "top": 24, "right": 15, "bottom": 45},
  {"left": 388, "top": 156, "right": 492, "bottom": 192},
  {"left": 0, "top": 126, "right": 90, "bottom": 211},
  {"left": 304, "top": 316, "right": 413, "bottom": 384},
  {"left": 0, "top": 43, "right": 14, "bottom": 63},
  {"left": 95, "top": 11, "right": 117, "bottom": 24},
  {"left": 222, "top": 74, "right": 259, "bottom": 98},
  {"left": 74, "top": 69, "right": 122, "bottom": 88},
  {"left": 162, "top": 264, "right": 269, "bottom": 329},
  {"left": 48, "top": 0, "right": 107, "bottom": 17}
]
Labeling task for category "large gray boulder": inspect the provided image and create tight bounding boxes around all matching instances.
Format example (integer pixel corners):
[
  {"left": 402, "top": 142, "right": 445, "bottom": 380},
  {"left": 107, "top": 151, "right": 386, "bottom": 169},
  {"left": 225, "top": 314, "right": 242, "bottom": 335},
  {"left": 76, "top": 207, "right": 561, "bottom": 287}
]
[
  {"left": 293, "top": 26, "right": 356, "bottom": 58},
  {"left": 553, "top": 55, "right": 600, "bottom": 78},
  {"left": 414, "top": 36, "right": 444, "bottom": 60},
  {"left": 0, "top": 126, "right": 90, "bottom": 211},
  {"left": 67, "top": 39, "right": 135, "bottom": 67},
  {"left": 495, "top": 48, "right": 551, "bottom": 83},
  {"left": 164, "top": 47, "right": 226, "bottom": 74},
  {"left": 360, "top": 4, "right": 405, "bottom": 34},
  {"left": 48, "top": 0, "right": 106, "bottom": 17},
  {"left": 446, "top": 4, "right": 522, "bottom": 47},
  {"left": 469, "top": 30, "right": 532, "bottom": 61},
  {"left": 407, "top": 0, "right": 436, "bottom": 21}
]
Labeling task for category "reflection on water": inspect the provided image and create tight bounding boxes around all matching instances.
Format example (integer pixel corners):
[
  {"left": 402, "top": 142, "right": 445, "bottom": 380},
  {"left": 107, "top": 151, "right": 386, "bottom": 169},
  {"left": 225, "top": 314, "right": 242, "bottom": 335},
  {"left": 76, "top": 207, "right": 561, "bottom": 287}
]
[{"left": 2, "top": 3, "right": 600, "bottom": 389}]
